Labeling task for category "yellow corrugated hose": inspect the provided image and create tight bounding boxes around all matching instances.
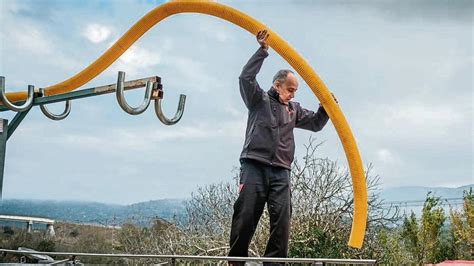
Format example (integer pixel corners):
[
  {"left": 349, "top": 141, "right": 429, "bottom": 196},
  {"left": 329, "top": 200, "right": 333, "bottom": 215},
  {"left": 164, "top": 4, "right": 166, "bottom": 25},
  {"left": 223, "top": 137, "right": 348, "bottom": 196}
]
[{"left": 4, "top": 0, "right": 367, "bottom": 248}]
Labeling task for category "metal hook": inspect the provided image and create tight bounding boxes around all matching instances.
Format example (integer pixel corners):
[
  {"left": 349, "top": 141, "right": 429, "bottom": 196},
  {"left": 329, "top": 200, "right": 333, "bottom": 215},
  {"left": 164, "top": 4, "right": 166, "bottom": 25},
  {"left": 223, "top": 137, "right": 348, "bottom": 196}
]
[
  {"left": 39, "top": 88, "right": 71, "bottom": 121},
  {"left": 154, "top": 93, "right": 186, "bottom": 126},
  {"left": 116, "top": 71, "right": 152, "bottom": 115},
  {"left": 0, "top": 76, "right": 35, "bottom": 112}
]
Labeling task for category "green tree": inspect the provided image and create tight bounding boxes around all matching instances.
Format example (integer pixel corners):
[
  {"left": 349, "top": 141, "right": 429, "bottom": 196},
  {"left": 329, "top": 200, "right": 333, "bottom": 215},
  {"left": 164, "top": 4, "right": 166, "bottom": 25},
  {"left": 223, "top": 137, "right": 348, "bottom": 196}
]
[
  {"left": 449, "top": 188, "right": 473, "bottom": 260},
  {"left": 376, "top": 228, "right": 409, "bottom": 264},
  {"left": 401, "top": 192, "right": 450, "bottom": 264},
  {"left": 401, "top": 211, "right": 420, "bottom": 261}
]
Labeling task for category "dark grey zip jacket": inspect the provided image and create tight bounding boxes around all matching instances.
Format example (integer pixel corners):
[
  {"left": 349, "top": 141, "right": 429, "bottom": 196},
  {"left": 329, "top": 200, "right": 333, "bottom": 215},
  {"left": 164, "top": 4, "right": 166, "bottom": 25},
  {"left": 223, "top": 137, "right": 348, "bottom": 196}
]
[{"left": 239, "top": 47, "right": 329, "bottom": 169}]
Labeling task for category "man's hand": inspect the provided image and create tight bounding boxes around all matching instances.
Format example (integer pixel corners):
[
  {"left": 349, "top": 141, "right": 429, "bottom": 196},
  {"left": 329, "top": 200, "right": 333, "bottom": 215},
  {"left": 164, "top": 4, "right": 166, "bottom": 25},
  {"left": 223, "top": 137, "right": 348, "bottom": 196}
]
[
  {"left": 319, "top": 93, "right": 339, "bottom": 108},
  {"left": 257, "top": 29, "right": 269, "bottom": 51}
]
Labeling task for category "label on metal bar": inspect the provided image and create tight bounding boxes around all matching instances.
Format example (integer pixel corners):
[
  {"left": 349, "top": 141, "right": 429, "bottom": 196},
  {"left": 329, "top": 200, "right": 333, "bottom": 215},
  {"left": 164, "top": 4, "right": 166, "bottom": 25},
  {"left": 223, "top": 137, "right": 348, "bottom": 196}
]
[{"left": 94, "top": 76, "right": 159, "bottom": 95}]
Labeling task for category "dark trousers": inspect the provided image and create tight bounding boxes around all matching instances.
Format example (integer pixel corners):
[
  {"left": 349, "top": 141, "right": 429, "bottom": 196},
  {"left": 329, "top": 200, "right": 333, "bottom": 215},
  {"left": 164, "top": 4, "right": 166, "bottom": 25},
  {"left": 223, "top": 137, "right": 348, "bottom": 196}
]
[{"left": 228, "top": 159, "right": 292, "bottom": 264}]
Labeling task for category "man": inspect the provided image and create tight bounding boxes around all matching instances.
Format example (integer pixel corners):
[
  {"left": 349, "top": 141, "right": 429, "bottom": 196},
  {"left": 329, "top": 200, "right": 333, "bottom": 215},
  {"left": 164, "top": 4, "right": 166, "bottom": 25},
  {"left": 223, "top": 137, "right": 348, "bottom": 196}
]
[{"left": 228, "top": 30, "right": 337, "bottom": 263}]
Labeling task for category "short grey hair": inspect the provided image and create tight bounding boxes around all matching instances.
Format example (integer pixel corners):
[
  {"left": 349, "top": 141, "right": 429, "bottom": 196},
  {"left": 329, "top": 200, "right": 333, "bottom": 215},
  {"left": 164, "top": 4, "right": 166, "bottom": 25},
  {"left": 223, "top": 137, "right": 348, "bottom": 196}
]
[{"left": 272, "top": 69, "right": 294, "bottom": 84}]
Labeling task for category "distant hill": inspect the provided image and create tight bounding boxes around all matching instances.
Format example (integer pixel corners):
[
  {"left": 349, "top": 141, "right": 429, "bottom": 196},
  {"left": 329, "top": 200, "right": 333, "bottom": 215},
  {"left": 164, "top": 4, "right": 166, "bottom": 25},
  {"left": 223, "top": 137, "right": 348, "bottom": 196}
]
[
  {"left": 1, "top": 184, "right": 471, "bottom": 227},
  {"left": 379, "top": 184, "right": 472, "bottom": 217},
  {"left": 380, "top": 184, "right": 472, "bottom": 202},
  {"left": 0, "top": 199, "right": 186, "bottom": 227}
]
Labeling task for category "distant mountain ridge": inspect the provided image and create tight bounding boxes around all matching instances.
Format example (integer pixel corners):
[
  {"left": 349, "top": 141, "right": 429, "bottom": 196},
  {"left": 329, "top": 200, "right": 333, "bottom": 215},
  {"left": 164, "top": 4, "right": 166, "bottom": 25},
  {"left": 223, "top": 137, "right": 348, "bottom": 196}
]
[
  {"left": 380, "top": 184, "right": 472, "bottom": 202},
  {"left": 1, "top": 184, "right": 471, "bottom": 227},
  {"left": 0, "top": 198, "right": 185, "bottom": 227}
]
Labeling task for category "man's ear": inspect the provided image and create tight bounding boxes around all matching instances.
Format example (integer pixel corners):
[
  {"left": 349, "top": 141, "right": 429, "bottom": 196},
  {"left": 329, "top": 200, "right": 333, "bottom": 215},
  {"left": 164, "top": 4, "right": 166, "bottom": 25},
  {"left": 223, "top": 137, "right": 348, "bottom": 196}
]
[{"left": 273, "top": 81, "right": 280, "bottom": 90}]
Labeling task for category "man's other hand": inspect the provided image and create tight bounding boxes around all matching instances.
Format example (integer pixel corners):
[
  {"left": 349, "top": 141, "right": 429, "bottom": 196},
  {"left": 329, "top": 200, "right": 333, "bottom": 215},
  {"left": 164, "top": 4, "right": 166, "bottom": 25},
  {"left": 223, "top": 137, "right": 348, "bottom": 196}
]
[
  {"left": 257, "top": 29, "right": 269, "bottom": 51},
  {"left": 319, "top": 93, "right": 339, "bottom": 108}
]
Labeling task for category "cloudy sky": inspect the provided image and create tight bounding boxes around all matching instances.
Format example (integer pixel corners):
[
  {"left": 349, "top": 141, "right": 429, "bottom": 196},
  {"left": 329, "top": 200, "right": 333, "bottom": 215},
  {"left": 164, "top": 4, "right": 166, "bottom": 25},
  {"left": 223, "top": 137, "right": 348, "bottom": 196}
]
[{"left": 0, "top": 0, "right": 472, "bottom": 204}]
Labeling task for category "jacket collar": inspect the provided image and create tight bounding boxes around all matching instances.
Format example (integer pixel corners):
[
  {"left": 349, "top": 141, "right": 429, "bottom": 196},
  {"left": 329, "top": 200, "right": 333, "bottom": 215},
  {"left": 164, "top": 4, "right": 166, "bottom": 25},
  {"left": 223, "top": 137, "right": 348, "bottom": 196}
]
[
  {"left": 268, "top": 87, "right": 294, "bottom": 110},
  {"left": 268, "top": 87, "right": 280, "bottom": 101}
]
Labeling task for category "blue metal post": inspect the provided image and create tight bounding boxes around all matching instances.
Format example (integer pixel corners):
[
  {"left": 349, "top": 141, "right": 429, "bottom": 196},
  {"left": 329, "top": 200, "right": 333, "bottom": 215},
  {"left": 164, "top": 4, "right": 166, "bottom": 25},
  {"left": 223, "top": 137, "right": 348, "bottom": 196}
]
[
  {"left": 7, "top": 108, "right": 31, "bottom": 140},
  {"left": 0, "top": 119, "right": 8, "bottom": 199}
]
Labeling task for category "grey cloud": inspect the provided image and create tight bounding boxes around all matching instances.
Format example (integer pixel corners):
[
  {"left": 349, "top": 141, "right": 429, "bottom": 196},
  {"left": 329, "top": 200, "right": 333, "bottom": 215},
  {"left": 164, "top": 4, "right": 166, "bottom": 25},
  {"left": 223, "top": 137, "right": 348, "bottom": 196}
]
[{"left": 280, "top": 0, "right": 473, "bottom": 23}]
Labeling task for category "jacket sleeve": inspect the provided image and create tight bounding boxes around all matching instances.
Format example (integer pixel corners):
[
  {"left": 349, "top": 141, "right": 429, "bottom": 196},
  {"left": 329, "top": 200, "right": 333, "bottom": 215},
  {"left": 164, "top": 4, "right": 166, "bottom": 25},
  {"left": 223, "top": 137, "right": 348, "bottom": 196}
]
[
  {"left": 295, "top": 103, "right": 330, "bottom": 132},
  {"left": 239, "top": 47, "right": 269, "bottom": 109}
]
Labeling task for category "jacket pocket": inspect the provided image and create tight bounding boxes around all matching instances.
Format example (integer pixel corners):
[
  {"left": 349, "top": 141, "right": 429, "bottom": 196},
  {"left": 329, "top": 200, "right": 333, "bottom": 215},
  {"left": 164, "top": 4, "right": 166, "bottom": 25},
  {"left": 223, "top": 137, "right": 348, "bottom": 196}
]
[
  {"left": 248, "top": 121, "right": 273, "bottom": 158},
  {"left": 244, "top": 123, "right": 256, "bottom": 149}
]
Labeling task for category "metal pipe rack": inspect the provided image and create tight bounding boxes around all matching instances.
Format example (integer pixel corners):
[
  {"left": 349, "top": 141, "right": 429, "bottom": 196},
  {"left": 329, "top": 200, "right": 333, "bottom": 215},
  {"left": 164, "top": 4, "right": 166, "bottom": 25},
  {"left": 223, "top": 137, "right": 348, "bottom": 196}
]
[{"left": 0, "top": 72, "right": 186, "bottom": 198}]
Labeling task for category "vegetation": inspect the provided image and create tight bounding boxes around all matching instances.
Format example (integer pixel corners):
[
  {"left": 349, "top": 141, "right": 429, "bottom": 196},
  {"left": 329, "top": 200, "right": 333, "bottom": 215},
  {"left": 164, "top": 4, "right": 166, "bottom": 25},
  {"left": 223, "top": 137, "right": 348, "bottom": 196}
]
[{"left": 0, "top": 139, "right": 472, "bottom": 264}]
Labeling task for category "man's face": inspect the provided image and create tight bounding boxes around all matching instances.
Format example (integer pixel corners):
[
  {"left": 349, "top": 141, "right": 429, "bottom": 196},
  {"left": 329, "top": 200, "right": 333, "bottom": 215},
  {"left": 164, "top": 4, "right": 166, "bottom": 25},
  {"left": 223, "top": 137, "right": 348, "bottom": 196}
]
[{"left": 274, "top": 73, "right": 298, "bottom": 105}]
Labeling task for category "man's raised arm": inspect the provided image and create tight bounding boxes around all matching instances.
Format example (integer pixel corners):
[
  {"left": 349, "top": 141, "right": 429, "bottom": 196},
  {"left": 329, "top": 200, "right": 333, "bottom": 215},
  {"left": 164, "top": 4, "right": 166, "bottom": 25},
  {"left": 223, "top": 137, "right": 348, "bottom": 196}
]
[{"left": 239, "top": 30, "right": 269, "bottom": 109}]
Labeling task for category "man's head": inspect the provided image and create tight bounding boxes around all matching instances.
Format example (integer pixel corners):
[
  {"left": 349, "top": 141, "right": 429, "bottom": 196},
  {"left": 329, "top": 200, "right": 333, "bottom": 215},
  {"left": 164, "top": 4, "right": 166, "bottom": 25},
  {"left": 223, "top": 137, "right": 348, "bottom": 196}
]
[{"left": 272, "top": 69, "right": 298, "bottom": 105}]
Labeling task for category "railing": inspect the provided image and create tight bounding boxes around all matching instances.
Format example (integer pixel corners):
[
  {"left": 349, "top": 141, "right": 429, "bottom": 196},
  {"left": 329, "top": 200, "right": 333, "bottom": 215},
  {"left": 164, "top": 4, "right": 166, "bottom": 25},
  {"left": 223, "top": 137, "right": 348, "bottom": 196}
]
[{"left": 0, "top": 248, "right": 377, "bottom": 265}]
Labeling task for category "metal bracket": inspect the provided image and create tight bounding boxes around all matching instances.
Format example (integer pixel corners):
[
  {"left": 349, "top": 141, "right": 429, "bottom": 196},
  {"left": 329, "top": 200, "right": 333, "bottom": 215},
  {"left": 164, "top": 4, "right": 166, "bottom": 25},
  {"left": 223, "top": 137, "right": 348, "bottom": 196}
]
[
  {"left": 151, "top": 83, "right": 164, "bottom": 100},
  {"left": 116, "top": 71, "right": 153, "bottom": 115},
  {"left": 0, "top": 77, "right": 35, "bottom": 112},
  {"left": 39, "top": 88, "right": 72, "bottom": 121}
]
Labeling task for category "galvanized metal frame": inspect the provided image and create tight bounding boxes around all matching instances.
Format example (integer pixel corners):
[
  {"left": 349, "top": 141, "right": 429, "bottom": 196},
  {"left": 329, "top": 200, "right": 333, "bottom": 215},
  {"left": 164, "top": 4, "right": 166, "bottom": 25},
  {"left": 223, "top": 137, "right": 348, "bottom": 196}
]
[
  {"left": 6, "top": 108, "right": 32, "bottom": 140},
  {"left": 0, "top": 75, "right": 162, "bottom": 199},
  {"left": 0, "top": 76, "right": 161, "bottom": 113},
  {"left": 0, "top": 119, "right": 7, "bottom": 199}
]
